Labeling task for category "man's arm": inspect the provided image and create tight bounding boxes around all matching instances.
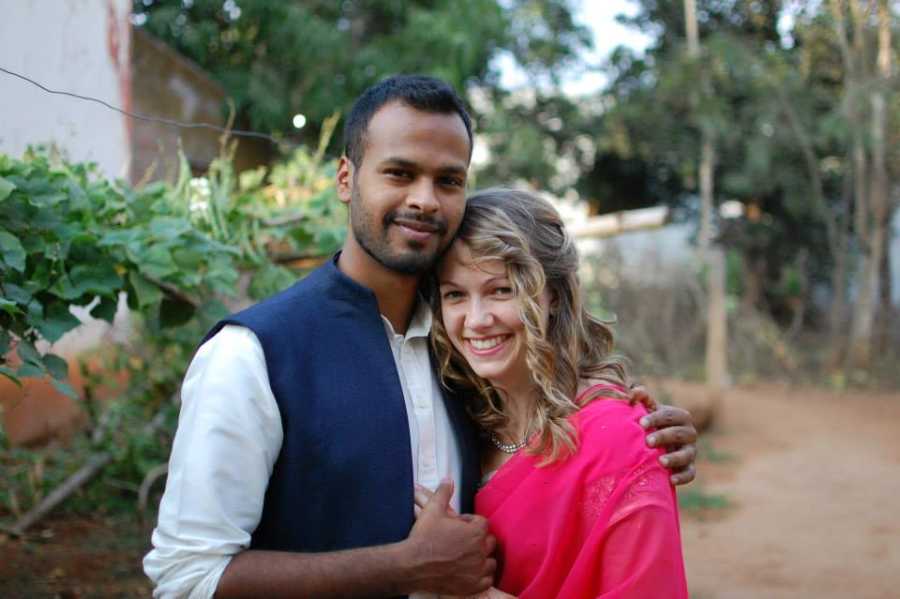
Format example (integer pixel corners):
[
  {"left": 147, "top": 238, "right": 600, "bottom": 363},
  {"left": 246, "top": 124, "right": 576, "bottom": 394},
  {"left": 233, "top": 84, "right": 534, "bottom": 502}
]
[
  {"left": 145, "top": 327, "right": 493, "bottom": 598},
  {"left": 216, "top": 482, "right": 496, "bottom": 598},
  {"left": 629, "top": 385, "right": 699, "bottom": 485}
]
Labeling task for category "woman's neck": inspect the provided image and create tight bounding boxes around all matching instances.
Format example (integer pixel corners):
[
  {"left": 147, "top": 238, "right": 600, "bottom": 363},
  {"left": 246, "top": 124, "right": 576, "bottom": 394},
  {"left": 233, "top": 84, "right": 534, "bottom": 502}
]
[{"left": 492, "top": 381, "right": 540, "bottom": 442}]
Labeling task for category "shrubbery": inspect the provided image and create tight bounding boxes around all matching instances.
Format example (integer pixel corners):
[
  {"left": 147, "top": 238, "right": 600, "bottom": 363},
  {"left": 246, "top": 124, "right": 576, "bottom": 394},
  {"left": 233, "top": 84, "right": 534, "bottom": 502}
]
[{"left": 0, "top": 129, "right": 345, "bottom": 520}]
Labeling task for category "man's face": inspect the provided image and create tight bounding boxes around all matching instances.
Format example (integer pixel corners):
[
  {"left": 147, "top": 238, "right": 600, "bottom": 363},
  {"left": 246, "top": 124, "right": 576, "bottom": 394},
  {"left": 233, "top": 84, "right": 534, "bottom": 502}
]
[{"left": 337, "top": 101, "right": 471, "bottom": 275}]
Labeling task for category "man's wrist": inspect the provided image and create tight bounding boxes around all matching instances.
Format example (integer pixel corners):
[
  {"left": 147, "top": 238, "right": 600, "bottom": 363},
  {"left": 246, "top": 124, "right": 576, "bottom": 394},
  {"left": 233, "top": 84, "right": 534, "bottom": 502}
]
[{"left": 389, "top": 537, "right": 426, "bottom": 595}]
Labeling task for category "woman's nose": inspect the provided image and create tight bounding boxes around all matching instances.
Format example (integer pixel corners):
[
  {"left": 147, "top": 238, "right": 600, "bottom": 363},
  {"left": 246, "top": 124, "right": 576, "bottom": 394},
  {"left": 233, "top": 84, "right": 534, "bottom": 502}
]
[{"left": 466, "top": 299, "right": 493, "bottom": 329}]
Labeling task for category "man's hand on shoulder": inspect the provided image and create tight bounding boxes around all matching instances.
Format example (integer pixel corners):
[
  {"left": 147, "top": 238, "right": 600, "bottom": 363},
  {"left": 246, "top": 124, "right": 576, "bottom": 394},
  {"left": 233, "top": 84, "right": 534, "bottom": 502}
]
[
  {"left": 404, "top": 480, "right": 496, "bottom": 596},
  {"left": 629, "top": 384, "right": 698, "bottom": 486}
]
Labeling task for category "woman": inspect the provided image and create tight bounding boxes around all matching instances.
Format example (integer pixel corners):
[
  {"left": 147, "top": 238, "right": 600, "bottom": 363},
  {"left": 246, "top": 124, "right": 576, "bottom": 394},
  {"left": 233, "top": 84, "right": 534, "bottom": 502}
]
[{"left": 421, "top": 188, "right": 688, "bottom": 598}]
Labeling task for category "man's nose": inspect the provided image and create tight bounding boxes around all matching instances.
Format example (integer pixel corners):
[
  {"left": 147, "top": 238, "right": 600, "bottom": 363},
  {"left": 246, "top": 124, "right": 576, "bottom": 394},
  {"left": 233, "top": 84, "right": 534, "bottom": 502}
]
[{"left": 405, "top": 179, "right": 439, "bottom": 214}]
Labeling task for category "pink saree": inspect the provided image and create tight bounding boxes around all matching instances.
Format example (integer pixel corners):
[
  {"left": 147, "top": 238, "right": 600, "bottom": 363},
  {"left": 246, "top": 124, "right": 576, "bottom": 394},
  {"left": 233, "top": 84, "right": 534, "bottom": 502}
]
[{"left": 475, "top": 387, "right": 688, "bottom": 598}]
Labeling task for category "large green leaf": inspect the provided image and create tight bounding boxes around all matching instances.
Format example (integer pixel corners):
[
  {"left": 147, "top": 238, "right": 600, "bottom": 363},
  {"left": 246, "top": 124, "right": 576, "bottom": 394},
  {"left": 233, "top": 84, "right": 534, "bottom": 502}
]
[
  {"left": 0, "top": 176, "right": 16, "bottom": 202},
  {"left": 16, "top": 362, "right": 45, "bottom": 379},
  {"left": 0, "top": 230, "right": 26, "bottom": 272},
  {"left": 90, "top": 295, "right": 118, "bottom": 323},
  {"left": 0, "top": 297, "right": 21, "bottom": 315},
  {"left": 138, "top": 246, "right": 179, "bottom": 279},
  {"left": 36, "top": 302, "right": 82, "bottom": 342},
  {"left": 3, "top": 283, "right": 32, "bottom": 305},
  {"left": 51, "top": 378, "right": 79, "bottom": 399},
  {"left": 16, "top": 339, "right": 42, "bottom": 366},
  {"left": 0, "top": 365, "right": 22, "bottom": 387},
  {"left": 50, "top": 263, "right": 123, "bottom": 300},
  {"left": 42, "top": 353, "right": 69, "bottom": 380},
  {"left": 129, "top": 271, "right": 163, "bottom": 308}
]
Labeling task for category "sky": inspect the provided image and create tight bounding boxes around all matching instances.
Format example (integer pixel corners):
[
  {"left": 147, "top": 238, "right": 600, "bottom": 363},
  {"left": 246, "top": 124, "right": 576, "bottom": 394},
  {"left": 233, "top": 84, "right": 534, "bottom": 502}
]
[{"left": 497, "top": 0, "right": 653, "bottom": 96}]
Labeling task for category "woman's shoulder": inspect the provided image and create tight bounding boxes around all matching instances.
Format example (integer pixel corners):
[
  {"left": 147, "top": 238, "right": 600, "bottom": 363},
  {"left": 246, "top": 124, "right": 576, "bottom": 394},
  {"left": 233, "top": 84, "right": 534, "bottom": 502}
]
[{"left": 573, "top": 396, "right": 661, "bottom": 471}]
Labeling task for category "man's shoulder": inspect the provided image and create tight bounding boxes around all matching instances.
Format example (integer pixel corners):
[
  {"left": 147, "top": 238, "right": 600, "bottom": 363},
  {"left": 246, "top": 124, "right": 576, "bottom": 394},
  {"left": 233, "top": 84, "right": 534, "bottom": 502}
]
[{"left": 232, "top": 263, "right": 335, "bottom": 322}]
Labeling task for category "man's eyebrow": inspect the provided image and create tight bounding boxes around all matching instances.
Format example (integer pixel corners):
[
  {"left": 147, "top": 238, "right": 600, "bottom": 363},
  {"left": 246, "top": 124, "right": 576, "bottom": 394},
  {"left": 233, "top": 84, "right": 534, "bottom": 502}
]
[
  {"left": 380, "top": 157, "right": 467, "bottom": 176},
  {"left": 380, "top": 157, "right": 419, "bottom": 169}
]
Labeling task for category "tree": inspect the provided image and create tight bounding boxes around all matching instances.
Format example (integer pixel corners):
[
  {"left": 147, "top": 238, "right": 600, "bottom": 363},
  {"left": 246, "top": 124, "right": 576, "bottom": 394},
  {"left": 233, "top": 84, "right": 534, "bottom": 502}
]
[
  {"left": 832, "top": 0, "right": 897, "bottom": 368},
  {"left": 132, "top": 0, "right": 590, "bottom": 153}
]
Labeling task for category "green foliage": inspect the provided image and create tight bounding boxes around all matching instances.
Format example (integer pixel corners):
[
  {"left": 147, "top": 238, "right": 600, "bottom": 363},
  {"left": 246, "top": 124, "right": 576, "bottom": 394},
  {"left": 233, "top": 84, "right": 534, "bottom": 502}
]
[
  {"left": 0, "top": 130, "right": 345, "bottom": 517},
  {"left": 677, "top": 486, "right": 730, "bottom": 513},
  {"left": 132, "top": 0, "right": 594, "bottom": 189}
]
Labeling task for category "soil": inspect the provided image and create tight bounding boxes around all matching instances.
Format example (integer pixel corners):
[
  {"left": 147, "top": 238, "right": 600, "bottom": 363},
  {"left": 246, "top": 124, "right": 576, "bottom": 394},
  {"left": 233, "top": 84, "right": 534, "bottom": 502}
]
[
  {"left": 0, "top": 382, "right": 898, "bottom": 598},
  {"left": 667, "top": 381, "right": 900, "bottom": 599}
]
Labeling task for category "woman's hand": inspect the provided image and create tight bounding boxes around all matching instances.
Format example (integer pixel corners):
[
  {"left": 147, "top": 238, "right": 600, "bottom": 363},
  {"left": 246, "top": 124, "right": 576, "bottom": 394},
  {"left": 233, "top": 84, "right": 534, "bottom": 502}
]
[
  {"left": 629, "top": 384, "right": 698, "bottom": 486},
  {"left": 414, "top": 484, "right": 459, "bottom": 519}
]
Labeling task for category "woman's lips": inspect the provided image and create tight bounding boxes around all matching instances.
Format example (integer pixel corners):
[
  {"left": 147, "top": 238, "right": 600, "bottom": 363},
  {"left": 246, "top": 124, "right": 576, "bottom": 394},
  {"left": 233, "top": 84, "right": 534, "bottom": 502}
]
[{"left": 465, "top": 335, "right": 511, "bottom": 356}]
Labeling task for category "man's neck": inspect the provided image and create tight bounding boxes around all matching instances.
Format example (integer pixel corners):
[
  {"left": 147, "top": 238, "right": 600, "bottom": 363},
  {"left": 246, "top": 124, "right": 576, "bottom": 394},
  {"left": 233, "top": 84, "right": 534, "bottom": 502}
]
[{"left": 337, "top": 240, "right": 421, "bottom": 335}]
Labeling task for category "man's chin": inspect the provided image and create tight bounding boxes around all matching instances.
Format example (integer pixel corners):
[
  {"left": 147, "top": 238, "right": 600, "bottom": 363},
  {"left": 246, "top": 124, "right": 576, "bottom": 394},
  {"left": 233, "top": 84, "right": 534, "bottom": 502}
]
[{"left": 388, "top": 245, "right": 443, "bottom": 274}]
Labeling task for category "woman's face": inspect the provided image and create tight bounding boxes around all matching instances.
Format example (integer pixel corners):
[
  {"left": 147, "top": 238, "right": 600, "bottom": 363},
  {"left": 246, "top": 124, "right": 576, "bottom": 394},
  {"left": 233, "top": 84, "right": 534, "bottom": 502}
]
[{"left": 437, "top": 241, "right": 550, "bottom": 391}]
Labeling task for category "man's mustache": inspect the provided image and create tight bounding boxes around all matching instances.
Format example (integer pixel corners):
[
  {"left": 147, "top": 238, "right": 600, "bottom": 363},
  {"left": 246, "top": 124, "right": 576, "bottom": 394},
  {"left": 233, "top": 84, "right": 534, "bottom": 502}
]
[{"left": 386, "top": 211, "right": 448, "bottom": 235}]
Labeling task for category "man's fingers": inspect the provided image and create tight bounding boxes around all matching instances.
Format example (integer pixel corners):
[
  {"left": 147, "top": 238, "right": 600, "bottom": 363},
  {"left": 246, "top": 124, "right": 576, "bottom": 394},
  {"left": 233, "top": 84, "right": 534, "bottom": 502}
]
[
  {"left": 658, "top": 444, "right": 697, "bottom": 470},
  {"left": 466, "top": 514, "right": 489, "bottom": 532},
  {"left": 670, "top": 463, "right": 696, "bottom": 486},
  {"left": 628, "top": 385, "right": 648, "bottom": 406},
  {"left": 647, "top": 425, "right": 698, "bottom": 448},
  {"left": 482, "top": 557, "right": 497, "bottom": 577},
  {"left": 477, "top": 576, "right": 494, "bottom": 593},
  {"left": 483, "top": 533, "right": 497, "bottom": 556},
  {"left": 628, "top": 384, "right": 658, "bottom": 412},
  {"left": 640, "top": 405, "right": 691, "bottom": 430}
]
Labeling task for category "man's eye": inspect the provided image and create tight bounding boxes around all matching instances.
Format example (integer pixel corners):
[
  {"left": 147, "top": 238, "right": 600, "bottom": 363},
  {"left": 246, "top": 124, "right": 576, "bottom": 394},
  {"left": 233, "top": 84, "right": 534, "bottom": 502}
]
[
  {"left": 440, "top": 176, "right": 464, "bottom": 188},
  {"left": 386, "top": 169, "right": 412, "bottom": 179}
]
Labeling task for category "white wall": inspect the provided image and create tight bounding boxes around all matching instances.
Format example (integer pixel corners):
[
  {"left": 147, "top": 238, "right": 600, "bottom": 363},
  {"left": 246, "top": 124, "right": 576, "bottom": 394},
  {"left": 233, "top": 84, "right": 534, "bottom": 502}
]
[{"left": 0, "top": 0, "right": 132, "bottom": 180}]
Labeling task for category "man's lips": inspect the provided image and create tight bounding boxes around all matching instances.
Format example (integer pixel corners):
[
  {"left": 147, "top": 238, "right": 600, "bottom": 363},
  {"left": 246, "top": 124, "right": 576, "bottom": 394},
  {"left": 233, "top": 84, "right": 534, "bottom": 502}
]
[
  {"left": 392, "top": 217, "right": 445, "bottom": 242},
  {"left": 392, "top": 217, "right": 441, "bottom": 233}
]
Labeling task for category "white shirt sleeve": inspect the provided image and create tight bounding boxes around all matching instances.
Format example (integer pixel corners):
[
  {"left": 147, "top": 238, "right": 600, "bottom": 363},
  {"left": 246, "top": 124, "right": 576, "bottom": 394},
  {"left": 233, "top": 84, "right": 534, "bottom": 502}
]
[{"left": 143, "top": 325, "right": 283, "bottom": 599}]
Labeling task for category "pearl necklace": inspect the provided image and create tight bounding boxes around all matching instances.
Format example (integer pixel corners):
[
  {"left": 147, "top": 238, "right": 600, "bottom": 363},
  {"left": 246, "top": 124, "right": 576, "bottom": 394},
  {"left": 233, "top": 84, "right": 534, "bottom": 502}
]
[{"left": 489, "top": 431, "right": 528, "bottom": 454}]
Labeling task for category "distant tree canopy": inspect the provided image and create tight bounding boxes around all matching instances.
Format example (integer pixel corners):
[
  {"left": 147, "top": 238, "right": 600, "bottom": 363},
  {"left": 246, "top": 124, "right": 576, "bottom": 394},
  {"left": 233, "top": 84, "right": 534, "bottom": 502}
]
[
  {"left": 134, "top": 0, "right": 898, "bottom": 366},
  {"left": 132, "top": 0, "right": 590, "bottom": 145}
]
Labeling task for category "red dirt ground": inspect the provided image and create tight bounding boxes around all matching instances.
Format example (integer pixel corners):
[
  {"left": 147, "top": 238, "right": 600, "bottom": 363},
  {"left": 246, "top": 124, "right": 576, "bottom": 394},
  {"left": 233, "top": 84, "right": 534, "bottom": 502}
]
[
  {"left": 1, "top": 382, "right": 898, "bottom": 598},
  {"left": 667, "top": 381, "right": 900, "bottom": 599}
]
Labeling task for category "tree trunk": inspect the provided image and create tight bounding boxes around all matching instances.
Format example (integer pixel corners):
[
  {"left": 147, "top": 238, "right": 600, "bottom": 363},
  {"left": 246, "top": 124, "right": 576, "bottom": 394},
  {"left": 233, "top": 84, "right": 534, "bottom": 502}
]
[
  {"left": 847, "top": 0, "right": 892, "bottom": 369},
  {"left": 684, "top": 0, "right": 729, "bottom": 390},
  {"left": 877, "top": 225, "right": 893, "bottom": 352}
]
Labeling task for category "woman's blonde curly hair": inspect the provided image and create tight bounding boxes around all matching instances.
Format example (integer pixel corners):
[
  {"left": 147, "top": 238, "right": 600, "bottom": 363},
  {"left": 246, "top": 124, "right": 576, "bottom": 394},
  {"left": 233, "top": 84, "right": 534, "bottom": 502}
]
[{"left": 429, "top": 188, "right": 630, "bottom": 463}]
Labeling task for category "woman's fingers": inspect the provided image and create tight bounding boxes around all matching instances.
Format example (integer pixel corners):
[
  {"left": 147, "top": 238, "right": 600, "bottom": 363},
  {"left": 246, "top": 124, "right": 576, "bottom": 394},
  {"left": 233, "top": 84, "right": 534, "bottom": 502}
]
[{"left": 415, "top": 483, "right": 459, "bottom": 517}]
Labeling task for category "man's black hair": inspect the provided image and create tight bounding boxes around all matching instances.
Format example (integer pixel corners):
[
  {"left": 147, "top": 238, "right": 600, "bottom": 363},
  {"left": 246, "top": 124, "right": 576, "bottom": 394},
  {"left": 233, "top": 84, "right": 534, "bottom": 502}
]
[{"left": 343, "top": 74, "right": 473, "bottom": 167}]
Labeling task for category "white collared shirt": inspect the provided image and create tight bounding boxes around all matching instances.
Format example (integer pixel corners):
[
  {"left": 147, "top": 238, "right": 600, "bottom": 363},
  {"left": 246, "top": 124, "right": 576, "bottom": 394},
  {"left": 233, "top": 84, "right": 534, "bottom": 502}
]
[{"left": 144, "top": 301, "right": 461, "bottom": 599}]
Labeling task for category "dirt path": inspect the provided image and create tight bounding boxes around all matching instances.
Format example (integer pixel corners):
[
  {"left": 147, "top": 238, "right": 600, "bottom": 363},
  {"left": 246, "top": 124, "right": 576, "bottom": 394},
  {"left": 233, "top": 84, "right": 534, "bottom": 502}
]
[
  {"left": 667, "top": 382, "right": 900, "bottom": 599},
  {"left": 2, "top": 383, "right": 898, "bottom": 598}
]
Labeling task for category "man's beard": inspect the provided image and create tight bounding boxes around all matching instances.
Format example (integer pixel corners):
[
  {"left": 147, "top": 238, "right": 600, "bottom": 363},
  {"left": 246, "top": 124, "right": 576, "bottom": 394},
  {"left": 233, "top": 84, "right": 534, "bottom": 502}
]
[{"left": 350, "top": 186, "right": 449, "bottom": 275}]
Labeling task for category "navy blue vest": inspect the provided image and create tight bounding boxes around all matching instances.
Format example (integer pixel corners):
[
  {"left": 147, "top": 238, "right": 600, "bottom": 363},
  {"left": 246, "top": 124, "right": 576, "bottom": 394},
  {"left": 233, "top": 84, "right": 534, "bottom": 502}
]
[{"left": 202, "top": 256, "right": 480, "bottom": 560}]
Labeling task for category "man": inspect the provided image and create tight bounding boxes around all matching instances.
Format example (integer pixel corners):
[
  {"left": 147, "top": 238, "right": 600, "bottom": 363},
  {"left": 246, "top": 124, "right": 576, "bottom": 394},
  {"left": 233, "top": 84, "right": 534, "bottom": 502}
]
[{"left": 144, "top": 75, "right": 697, "bottom": 598}]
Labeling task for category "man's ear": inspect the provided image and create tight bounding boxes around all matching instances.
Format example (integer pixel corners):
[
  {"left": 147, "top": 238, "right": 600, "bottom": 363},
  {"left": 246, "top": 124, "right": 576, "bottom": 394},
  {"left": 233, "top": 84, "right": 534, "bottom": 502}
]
[{"left": 336, "top": 156, "right": 354, "bottom": 205}]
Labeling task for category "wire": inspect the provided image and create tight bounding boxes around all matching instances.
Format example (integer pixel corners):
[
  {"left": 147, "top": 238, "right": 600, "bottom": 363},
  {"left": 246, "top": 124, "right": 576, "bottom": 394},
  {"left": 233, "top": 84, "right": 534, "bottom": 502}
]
[{"left": 1, "top": 66, "right": 291, "bottom": 146}]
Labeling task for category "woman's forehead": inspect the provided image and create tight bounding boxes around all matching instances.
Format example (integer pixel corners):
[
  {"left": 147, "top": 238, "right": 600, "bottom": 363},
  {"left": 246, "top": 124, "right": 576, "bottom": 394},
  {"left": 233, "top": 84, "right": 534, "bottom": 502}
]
[{"left": 439, "top": 241, "right": 506, "bottom": 279}]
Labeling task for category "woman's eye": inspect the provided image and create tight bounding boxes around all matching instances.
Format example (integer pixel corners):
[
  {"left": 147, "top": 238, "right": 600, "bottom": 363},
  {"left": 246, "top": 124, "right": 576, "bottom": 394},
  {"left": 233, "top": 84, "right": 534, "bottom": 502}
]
[
  {"left": 493, "top": 286, "right": 514, "bottom": 296},
  {"left": 442, "top": 290, "right": 463, "bottom": 301}
]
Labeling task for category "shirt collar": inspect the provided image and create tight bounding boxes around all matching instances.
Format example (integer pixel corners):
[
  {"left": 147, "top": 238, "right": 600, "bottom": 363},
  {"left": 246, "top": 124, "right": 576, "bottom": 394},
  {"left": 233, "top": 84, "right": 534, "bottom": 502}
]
[{"left": 381, "top": 296, "right": 433, "bottom": 341}]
